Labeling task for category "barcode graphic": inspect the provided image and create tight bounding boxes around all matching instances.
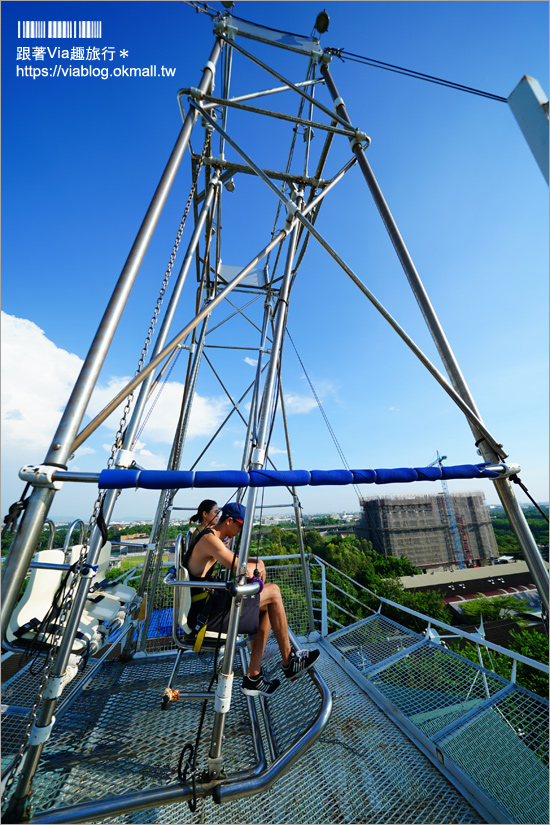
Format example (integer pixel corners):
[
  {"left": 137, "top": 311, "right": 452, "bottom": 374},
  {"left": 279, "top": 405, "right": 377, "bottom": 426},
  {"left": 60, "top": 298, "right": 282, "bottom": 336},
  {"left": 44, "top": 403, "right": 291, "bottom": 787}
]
[{"left": 18, "top": 21, "right": 102, "bottom": 38}]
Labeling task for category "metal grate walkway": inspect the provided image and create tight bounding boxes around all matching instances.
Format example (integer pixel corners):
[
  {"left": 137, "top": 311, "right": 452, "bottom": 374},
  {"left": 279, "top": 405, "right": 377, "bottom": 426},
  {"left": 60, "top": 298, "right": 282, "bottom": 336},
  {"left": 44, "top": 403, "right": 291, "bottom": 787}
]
[
  {"left": 3, "top": 637, "right": 484, "bottom": 824},
  {"left": 323, "top": 613, "right": 549, "bottom": 824}
]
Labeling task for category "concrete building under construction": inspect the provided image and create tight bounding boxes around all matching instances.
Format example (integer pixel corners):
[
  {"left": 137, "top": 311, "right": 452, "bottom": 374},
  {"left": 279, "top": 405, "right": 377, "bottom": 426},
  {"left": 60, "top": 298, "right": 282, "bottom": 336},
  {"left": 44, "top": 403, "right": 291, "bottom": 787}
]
[{"left": 356, "top": 491, "right": 498, "bottom": 570}]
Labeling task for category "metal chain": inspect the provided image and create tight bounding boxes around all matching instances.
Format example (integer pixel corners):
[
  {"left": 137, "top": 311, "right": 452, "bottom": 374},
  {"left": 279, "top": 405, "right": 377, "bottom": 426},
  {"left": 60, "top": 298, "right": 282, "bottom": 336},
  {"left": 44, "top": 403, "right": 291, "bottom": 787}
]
[
  {"left": 2, "top": 494, "right": 103, "bottom": 804},
  {"left": 111, "top": 134, "right": 210, "bottom": 459},
  {"left": 3, "top": 135, "right": 211, "bottom": 812},
  {"left": 4, "top": 138, "right": 210, "bottom": 810}
]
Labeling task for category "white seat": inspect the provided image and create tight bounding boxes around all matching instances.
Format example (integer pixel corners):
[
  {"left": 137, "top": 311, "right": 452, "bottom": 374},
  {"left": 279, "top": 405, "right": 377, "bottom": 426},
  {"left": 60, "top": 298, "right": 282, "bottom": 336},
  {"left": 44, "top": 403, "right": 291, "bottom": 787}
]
[
  {"left": 7, "top": 549, "right": 66, "bottom": 646},
  {"left": 177, "top": 563, "right": 193, "bottom": 634},
  {"left": 85, "top": 593, "right": 122, "bottom": 623},
  {"left": 175, "top": 534, "right": 229, "bottom": 643},
  {"left": 7, "top": 549, "right": 97, "bottom": 653},
  {"left": 7, "top": 543, "right": 131, "bottom": 655}
]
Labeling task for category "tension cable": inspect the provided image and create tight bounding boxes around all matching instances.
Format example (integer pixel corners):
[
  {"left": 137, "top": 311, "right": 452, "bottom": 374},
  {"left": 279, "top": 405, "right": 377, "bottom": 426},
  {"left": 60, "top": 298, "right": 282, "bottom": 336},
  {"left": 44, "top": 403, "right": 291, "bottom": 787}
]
[
  {"left": 286, "top": 329, "right": 362, "bottom": 501},
  {"left": 325, "top": 47, "right": 507, "bottom": 103}
]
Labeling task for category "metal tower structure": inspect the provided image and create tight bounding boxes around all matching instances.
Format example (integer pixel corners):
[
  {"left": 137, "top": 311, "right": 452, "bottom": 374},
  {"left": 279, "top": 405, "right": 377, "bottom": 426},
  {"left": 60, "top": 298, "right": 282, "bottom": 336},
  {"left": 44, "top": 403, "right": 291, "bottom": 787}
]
[{"left": 2, "top": 10, "right": 548, "bottom": 822}]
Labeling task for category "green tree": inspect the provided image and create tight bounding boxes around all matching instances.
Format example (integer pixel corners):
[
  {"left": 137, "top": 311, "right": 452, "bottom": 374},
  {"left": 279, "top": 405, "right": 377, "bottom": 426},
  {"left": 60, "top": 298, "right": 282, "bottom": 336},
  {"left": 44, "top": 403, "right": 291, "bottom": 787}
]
[
  {"left": 462, "top": 595, "right": 529, "bottom": 624},
  {"left": 457, "top": 629, "right": 548, "bottom": 697},
  {"left": 304, "top": 530, "right": 325, "bottom": 550}
]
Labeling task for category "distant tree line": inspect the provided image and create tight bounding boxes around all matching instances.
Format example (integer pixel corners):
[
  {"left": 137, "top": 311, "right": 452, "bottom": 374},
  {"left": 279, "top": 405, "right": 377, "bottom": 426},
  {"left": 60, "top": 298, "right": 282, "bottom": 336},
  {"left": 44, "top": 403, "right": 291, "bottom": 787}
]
[{"left": 491, "top": 505, "right": 549, "bottom": 556}]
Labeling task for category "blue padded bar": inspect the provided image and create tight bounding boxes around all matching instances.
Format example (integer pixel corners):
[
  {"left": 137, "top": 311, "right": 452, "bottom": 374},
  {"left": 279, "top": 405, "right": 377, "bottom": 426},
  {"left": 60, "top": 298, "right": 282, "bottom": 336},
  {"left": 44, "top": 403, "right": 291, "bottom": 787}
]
[
  {"left": 97, "top": 463, "right": 499, "bottom": 490},
  {"left": 414, "top": 466, "right": 442, "bottom": 482},
  {"left": 140, "top": 471, "right": 194, "bottom": 489},
  {"left": 442, "top": 464, "right": 480, "bottom": 480},
  {"left": 98, "top": 469, "right": 141, "bottom": 489},
  {"left": 249, "top": 470, "right": 311, "bottom": 487},
  {"left": 376, "top": 468, "right": 418, "bottom": 484},
  {"left": 351, "top": 469, "right": 377, "bottom": 484},
  {"left": 310, "top": 470, "right": 353, "bottom": 486},
  {"left": 194, "top": 471, "right": 249, "bottom": 488}
]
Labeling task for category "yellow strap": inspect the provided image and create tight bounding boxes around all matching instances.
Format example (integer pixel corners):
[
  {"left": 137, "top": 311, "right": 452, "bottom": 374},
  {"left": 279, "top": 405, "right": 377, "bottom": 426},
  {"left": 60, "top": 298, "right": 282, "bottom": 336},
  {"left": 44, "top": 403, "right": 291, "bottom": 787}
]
[
  {"left": 191, "top": 591, "right": 210, "bottom": 603},
  {"left": 193, "top": 622, "right": 208, "bottom": 653}
]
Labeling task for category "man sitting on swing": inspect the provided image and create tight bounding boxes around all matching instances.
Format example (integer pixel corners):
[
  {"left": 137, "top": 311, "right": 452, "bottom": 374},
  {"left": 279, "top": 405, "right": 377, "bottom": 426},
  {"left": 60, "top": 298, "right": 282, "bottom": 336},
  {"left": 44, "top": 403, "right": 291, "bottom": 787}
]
[{"left": 184, "top": 501, "right": 319, "bottom": 697}]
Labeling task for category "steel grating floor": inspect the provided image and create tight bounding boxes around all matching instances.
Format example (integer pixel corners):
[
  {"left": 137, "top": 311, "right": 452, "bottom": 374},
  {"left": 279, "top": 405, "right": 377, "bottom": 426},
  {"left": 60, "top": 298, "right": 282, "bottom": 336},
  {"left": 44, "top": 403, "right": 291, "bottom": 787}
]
[
  {"left": 323, "top": 615, "right": 549, "bottom": 825},
  {"left": 2, "top": 639, "right": 484, "bottom": 824}
]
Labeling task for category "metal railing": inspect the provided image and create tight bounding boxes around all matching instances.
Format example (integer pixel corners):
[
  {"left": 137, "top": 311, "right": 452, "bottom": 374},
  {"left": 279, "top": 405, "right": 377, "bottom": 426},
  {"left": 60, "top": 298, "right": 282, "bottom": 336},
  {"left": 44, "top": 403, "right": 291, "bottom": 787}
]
[{"left": 311, "top": 554, "right": 549, "bottom": 825}]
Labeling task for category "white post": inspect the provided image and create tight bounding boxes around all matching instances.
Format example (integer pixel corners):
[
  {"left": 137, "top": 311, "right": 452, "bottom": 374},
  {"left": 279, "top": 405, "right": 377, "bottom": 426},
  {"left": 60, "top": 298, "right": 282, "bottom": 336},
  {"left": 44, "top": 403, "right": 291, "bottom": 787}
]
[{"left": 508, "top": 75, "right": 549, "bottom": 183}]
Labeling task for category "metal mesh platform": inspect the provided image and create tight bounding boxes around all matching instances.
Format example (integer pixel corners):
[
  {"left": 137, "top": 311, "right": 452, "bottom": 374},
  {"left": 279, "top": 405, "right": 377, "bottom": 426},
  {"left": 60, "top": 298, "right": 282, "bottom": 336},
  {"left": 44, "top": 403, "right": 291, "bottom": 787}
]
[
  {"left": 1, "top": 656, "right": 101, "bottom": 773},
  {"left": 2, "top": 640, "right": 483, "bottom": 824},
  {"left": 324, "top": 616, "right": 550, "bottom": 824}
]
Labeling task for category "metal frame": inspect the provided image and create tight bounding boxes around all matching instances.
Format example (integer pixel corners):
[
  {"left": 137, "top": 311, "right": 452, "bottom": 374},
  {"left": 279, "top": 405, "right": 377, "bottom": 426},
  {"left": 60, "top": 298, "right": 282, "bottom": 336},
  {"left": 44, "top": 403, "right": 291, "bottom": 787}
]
[{"left": 2, "top": 10, "right": 547, "bottom": 821}]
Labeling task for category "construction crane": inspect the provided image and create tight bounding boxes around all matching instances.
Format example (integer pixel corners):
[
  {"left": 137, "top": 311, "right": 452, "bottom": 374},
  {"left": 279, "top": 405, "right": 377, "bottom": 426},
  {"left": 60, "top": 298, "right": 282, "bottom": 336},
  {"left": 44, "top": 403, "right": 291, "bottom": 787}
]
[
  {"left": 456, "top": 515, "right": 474, "bottom": 565},
  {"left": 429, "top": 451, "right": 466, "bottom": 569}
]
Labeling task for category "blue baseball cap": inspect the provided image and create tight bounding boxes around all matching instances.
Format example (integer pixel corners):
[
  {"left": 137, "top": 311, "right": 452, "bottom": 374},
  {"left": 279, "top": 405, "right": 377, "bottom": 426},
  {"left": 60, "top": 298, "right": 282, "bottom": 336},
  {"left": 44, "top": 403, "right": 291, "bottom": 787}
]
[{"left": 221, "top": 502, "right": 246, "bottom": 523}]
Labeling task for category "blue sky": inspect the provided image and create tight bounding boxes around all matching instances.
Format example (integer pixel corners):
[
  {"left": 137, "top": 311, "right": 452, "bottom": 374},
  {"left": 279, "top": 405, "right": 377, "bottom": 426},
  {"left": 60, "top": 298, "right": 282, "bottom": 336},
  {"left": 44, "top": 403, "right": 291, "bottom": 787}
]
[{"left": 2, "top": 1, "right": 548, "bottom": 522}]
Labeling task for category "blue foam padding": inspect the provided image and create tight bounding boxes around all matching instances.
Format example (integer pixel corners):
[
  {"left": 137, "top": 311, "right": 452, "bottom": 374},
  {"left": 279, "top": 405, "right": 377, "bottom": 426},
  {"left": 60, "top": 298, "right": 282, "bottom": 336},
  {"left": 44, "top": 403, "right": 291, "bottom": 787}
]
[
  {"left": 249, "top": 470, "right": 311, "bottom": 487},
  {"left": 193, "top": 471, "right": 250, "bottom": 488},
  {"left": 414, "top": 467, "right": 442, "bottom": 482},
  {"left": 376, "top": 468, "right": 419, "bottom": 484},
  {"left": 98, "top": 463, "right": 500, "bottom": 491},
  {"left": 351, "top": 469, "right": 377, "bottom": 484},
  {"left": 98, "top": 469, "right": 140, "bottom": 489},
  {"left": 441, "top": 464, "right": 480, "bottom": 480},
  {"left": 309, "top": 470, "right": 354, "bottom": 486},
  {"left": 139, "top": 471, "right": 194, "bottom": 489}
]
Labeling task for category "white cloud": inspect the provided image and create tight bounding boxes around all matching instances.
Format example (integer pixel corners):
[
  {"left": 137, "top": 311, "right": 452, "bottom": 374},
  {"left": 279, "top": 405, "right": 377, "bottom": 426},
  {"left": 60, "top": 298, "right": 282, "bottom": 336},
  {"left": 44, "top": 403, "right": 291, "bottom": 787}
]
[
  {"left": 1, "top": 311, "right": 230, "bottom": 474},
  {"left": 88, "top": 378, "right": 230, "bottom": 445},
  {"left": 73, "top": 446, "right": 96, "bottom": 458},
  {"left": 134, "top": 448, "right": 167, "bottom": 470},
  {"left": 1, "top": 313, "right": 84, "bottom": 456},
  {"left": 283, "top": 393, "right": 317, "bottom": 415},
  {"left": 243, "top": 357, "right": 258, "bottom": 367},
  {"left": 267, "top": 445, "right": 286, "bottom": 455},
  {"left": 209, "top": 460, "right": 226, "bottom": 469}
]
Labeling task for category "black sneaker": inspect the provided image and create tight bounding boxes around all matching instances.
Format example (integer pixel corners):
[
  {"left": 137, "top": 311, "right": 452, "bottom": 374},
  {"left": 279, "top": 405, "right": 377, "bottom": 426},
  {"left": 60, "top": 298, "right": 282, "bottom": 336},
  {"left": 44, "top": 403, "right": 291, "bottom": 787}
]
[
  {"left": 241, "top": 670, "right": 281, "bottom": 697},
  {"left": 282, "top": 649, "right": 320, "bottom": 681}
]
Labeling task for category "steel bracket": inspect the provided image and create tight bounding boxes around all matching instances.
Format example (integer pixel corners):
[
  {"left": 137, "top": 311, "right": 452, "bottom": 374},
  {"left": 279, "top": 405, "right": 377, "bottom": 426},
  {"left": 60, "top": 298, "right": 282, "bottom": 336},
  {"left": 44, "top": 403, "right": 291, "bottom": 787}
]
[
  {"left": 29, "top": 717, "right": 56, "bottom": 746},
  {"left": 115, "top": 449, "right": 135, "bottom": 469},
  {"left": 19, "top": 464, "right": 64, "bottom": 491}
]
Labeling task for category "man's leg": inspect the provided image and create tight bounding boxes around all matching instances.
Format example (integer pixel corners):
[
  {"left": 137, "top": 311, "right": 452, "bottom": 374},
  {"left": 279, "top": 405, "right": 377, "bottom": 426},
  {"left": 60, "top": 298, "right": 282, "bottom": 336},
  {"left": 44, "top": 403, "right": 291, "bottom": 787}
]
[{"left": 248, "top": 583, "right": 291, "bottom": 676}]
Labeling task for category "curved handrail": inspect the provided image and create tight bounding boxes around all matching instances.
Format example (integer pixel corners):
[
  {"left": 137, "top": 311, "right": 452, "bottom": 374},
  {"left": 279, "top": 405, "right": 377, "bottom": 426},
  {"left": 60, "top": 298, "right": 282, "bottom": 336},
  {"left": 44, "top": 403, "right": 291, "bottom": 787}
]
[
  {"left": 44, "top": 519, "right": 56, "bottom": 550},
  {"left": 28, "top": 635, "right": 332, "bottom": 824},
  {"left": 214, "top": 661, "right": 332, "bottom": 804},
  {"left": 61, "top": 519, "right": 85, "bottom": 557}
]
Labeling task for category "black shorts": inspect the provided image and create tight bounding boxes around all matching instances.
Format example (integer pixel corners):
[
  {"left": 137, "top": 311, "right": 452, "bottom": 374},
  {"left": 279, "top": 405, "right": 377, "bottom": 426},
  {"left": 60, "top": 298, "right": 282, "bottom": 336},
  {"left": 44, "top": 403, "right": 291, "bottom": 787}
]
[{"left": 189, "top": 590, "right": 260, "bottom": 636}]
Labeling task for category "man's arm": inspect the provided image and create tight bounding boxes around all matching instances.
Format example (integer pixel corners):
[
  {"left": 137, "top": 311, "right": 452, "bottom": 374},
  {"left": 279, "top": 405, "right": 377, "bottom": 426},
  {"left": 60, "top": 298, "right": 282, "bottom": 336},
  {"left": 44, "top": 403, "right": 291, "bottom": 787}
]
[{"left": 194, "top": 533, "right": 266, "bottom": 580}]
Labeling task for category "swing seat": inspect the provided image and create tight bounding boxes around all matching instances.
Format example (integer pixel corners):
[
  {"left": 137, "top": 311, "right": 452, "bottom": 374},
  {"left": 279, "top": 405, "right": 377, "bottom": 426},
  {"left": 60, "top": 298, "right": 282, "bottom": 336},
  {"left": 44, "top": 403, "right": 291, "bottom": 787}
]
[
  {"left": 6, "top": 542, "right": 136, "bottom": 656},
  {"left": 177, "top": 563, "right": 230, "bottom": 646},
  {"left": 7, "top": 548, "right": 101, "bottom": 654},
  {"left": 172, "top": 533, "right": 248, "bottom": 650}
]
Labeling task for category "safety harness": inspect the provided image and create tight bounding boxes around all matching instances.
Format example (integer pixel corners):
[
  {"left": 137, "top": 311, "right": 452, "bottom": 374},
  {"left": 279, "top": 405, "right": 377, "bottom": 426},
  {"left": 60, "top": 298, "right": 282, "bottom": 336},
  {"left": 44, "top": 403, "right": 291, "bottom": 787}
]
[{"left": 183, "top": 527, "right": 219, "bottom": 653}]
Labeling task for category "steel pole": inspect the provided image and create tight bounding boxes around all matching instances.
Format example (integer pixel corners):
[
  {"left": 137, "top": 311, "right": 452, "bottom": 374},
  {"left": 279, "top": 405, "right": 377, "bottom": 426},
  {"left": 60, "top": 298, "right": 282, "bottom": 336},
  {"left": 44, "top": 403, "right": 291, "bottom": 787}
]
[
  {"left": 320, "top": 63, "right": 549, "bottom": 615},
  {"left": 85, "top": 178, "right": 223, "bottom": 654},
  {"left": 278, "top": 382, "right": 316, "bottom": 633},
  {"left": 118, "top": 172, "right": 221, "bottom": 454},
  {"left": 0, "top": 41, "right": 223, "bottom": 649},
  {"left": 240, "top": 294, "right": 274, "bottom": 470},
  {"left": 208, "top": 205, "right": 301, "bottom": 772},
  {"left": 137, "top": 316, "right": 211, "bottom": 650},
  {"left": 2, "top": 44, "right": 223, "bottom": 821}
]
